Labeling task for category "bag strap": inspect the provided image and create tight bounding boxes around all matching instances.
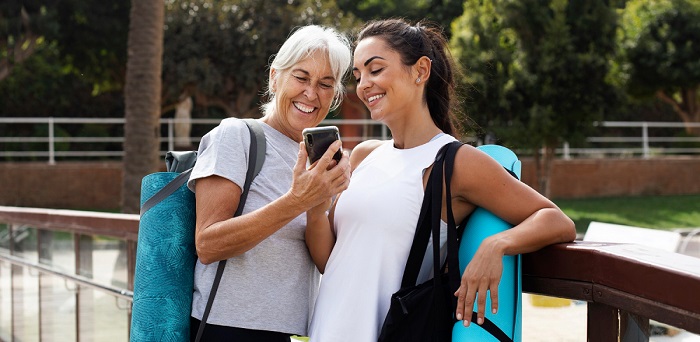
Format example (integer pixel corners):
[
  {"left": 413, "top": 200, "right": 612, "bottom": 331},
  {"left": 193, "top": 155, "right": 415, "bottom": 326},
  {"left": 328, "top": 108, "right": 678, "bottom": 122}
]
[
  {"left": 401, "top": 141, "right": 512, "bottom": 342},
  {"left": 140, "top": 168, "right": 192, "bottom": 215},
  {"left": 400, "top": 143, "right": 460, "bottom": 289},
  {"left": 195, "top": 118, "right": 266, "bottom": 342}
]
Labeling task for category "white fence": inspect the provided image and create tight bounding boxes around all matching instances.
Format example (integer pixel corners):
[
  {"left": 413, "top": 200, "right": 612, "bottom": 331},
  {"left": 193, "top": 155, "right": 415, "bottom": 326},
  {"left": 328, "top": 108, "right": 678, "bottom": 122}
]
[{"left": 1, "top": 117, "right": 699, "bottom": 164}]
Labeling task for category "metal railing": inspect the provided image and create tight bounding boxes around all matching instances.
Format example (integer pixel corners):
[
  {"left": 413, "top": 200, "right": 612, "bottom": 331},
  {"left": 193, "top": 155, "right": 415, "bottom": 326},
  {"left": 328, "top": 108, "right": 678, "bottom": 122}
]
[
  {"left": 0, "top": 206, "right": 138, "bottom": 341},
  {"left": 562, "top": 121, "right": 700, "bottom": 159},
  {"left": 0, "top": 206, "right": 699, "bottom": 341},
  {"left": 0, "top": 117, "right": 390, "bottom": 164},
  {"left": 1, "top": 118, "right": 699, "bottom": 164}
]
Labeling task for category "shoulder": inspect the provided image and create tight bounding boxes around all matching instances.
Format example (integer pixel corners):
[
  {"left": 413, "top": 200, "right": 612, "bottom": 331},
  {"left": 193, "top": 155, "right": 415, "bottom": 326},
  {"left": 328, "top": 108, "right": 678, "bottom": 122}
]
[
  {"left": 453, "top": 143, "right": 500, "bottom": 171},
  {"left": 202, "top": 118, "right": 250, "bottom": 145},
  {"left": 216, "top": 117, "right": 250, "bottom": 134},
  {"left": 451, "top": 143, "right": 521, "bottom": 190},
  {"left": 349, "top": 140, "right": 385, "bottom": 172}
]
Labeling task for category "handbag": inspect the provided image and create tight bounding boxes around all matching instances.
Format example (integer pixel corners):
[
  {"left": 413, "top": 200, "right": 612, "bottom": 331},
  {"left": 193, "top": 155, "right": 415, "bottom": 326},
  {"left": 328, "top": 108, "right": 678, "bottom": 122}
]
[{"left": 378, "top": 142, "right": 512, "bottom": 342}]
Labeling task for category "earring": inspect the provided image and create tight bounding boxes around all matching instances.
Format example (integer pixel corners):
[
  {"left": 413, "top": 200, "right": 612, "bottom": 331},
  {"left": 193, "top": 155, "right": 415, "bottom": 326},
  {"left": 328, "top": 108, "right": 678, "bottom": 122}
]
[{"left": 416, "top": 77, "right": 421, "bottom": 83}]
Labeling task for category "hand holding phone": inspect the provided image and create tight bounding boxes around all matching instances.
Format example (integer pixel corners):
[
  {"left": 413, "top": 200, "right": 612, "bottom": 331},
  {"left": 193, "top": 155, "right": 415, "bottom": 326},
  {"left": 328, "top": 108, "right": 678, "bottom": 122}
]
[{"left": 303, "top": 126, "right": 342, "bottom": 165}]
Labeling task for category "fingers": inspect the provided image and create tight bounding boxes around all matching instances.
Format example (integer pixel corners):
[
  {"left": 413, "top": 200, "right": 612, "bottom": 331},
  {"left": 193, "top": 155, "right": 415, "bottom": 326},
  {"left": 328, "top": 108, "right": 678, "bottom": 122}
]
[
  {"left": 296, "top": 142, "right": 309, "bottom": 173},
  {"left": 314, "top": 140, "right": 343, "bottom": 171},
  {"left": 475, "top": 281, "right": 488, "bottom": 325},
  {"left": 293, "top": 140, "right": 349, "bottom": 209},
  {"left": 490, "top": 285, "right": 499, "bottom": 315},
  {"left": 456, "top": 276, "right": 501, "bottom": 327}
]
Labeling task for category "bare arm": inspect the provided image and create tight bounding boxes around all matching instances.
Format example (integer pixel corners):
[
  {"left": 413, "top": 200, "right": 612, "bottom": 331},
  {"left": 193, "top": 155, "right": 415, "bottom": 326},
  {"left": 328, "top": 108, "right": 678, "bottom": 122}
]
[
  {"left": 304, "top": 140, "right": 384, "bottom": 272},
  {"left": 195, "top": 141, "right": 348, "bottom": 265},
  {"left": 449, "top": 145, "right": 576, "bottom": 326}
]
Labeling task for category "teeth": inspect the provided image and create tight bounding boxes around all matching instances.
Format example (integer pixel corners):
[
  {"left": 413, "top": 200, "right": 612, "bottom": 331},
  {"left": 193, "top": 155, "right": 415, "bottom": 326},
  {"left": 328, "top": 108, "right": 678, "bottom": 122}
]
[
  {"left": 294, "top": 102, "right": 314, "bottom": 113},
  {"left": 368, "top": 94, "right": 384, "bottom": 103}
]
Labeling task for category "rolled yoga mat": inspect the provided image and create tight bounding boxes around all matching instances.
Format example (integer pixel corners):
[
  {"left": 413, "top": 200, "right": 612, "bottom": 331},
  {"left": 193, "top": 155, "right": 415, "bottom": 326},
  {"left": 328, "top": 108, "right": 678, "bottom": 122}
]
[
  {"left": 131, "top": 171, "right": 197, "bottom": 342},
  {"left": 453, "top": 145, "right": 522, "bottom": 342}
]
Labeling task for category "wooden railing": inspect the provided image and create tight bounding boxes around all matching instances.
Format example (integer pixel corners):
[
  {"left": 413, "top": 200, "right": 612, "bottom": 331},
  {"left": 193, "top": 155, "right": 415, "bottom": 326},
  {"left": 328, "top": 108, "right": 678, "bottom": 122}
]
[
  {"left": 0, "top": 206, "right": 699, "bottom": 341},
  {"left": 523, "top": 242, "right": 700, "bottom": 340}
]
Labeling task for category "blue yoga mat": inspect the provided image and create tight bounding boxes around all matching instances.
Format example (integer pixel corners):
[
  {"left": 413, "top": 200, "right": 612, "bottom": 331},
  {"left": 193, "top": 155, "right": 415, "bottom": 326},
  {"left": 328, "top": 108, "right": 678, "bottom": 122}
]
[
  {"left": 131, "top": 172, "right": 197, "bottom": 342},
  {"left": 453, "top": 145, "right": 522, "bottom": 342}
]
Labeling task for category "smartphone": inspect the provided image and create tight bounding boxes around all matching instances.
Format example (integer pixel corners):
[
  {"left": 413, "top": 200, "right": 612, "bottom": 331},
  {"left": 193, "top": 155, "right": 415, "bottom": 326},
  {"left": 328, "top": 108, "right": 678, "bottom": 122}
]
[{"left": 303, "top": 126, "right": 342, "bottom": 164}]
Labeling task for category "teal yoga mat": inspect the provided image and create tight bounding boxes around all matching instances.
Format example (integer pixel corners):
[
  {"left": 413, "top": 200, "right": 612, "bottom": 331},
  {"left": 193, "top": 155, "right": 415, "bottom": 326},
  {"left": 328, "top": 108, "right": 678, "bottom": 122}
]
[
  {"left": 131, "top": 171, "right": 197, "bottom": 342},
  {"left": 453, "top": 145, "right": 522, "bottom": 342}
]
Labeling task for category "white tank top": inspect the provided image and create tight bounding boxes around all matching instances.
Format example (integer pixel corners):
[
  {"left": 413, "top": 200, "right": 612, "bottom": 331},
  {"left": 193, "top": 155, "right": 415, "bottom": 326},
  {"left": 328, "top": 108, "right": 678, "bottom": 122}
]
[{"left": 309, "top": 134, "right": 456, "bottom": 341}]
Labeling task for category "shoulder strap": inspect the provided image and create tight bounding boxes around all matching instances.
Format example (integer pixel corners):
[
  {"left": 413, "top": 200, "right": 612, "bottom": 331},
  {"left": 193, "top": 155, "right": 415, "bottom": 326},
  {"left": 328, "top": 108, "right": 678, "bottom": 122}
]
[
  {"left": 195, "top": 118, "right": 266, "bottom": 341},
  {"left": 401, "top": 141, "right": 512, "bottom": 342},
  {"left": 400, "top": 142, "right": 458, "bottom": 288}
]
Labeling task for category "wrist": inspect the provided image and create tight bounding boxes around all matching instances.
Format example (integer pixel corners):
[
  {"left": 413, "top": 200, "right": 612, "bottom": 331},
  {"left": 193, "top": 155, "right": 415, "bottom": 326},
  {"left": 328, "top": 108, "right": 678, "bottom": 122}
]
[
  {"left": 281, "top": 190, "right": 308, "bottom": 214},
  {"left": 307, "top": 209, "right": 327, "bottom": 224},
  {"left": 483, "top": 235, "right": 509, "bottom": 256}
]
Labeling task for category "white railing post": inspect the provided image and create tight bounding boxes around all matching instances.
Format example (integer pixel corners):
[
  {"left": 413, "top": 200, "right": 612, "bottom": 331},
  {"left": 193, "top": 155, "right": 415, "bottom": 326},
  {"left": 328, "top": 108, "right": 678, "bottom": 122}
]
[
  {"left": 642, "top": 122, "right": 650, "bottom": 159},
  {"left": 563, "top": 142, "right": 571, "bottom": 160},
  {"left": 167, "top": 118, "right": 174, "bottom": 152},
  {"left": 48, "top": 117, "right": 56, "bottom": 165}
]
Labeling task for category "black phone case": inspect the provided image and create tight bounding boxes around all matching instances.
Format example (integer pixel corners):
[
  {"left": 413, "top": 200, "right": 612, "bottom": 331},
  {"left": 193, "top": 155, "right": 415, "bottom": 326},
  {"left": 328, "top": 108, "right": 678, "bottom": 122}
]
[{"left": 304, "top": 127, "right": 341, "bottom": 164}]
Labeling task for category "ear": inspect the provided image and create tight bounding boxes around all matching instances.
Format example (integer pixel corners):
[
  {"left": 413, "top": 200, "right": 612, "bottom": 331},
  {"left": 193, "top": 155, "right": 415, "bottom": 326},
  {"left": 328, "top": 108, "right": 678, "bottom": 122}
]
[
  {"left": 414, "top": 56, "right": 432, "bottom": 85},
  {"left": 269, "top": 68, "right": 278, "bottom": 93}
]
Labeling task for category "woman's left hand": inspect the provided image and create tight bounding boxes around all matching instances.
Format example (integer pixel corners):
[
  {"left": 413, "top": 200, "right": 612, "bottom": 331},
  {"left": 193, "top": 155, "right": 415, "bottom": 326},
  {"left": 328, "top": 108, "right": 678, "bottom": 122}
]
[{"left": 454, "top": 237, "right": 505, "bottom": 327}]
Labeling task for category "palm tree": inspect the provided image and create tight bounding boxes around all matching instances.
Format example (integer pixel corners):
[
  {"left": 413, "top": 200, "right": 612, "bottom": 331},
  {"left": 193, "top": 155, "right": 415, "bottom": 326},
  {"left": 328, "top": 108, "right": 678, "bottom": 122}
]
[{"left": 121, "top": 0, "right": 164, "bottom": 214}]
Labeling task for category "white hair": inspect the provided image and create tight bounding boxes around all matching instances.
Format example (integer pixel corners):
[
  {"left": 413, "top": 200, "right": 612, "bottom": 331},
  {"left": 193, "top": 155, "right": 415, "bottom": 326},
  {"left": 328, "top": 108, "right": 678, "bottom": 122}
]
[{"left": 261, "top": 25, "right": 352, "bottom": 116}]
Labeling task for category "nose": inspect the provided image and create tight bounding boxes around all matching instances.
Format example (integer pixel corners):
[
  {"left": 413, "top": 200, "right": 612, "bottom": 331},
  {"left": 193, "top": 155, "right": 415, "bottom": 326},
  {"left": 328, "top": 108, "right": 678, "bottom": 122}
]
[
  {"left": 304, "top": 84, "right": 318, "bottom": 101},
  {"left": 357, "top": 76, "right": 369, "bottom": 90},
  {"left": 356, "top": 78, "right": 370, "bottom": 98}
]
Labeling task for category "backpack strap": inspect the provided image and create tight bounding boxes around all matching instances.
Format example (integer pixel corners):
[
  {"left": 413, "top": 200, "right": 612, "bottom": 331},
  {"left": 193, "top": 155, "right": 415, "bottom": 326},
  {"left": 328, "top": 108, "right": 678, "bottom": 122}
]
[{"left": 195, "top": 118, "right": 266, "bottom": 341}]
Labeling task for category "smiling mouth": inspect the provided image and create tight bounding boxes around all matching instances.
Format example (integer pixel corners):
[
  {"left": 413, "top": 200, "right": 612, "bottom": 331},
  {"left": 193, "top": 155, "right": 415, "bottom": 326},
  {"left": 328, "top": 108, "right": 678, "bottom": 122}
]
[
  {"left": 294, "top": 102, "right": 316, "bottom": 113},
  {"left": 368, "top": 94, "right": 385, "bottom": 103}
]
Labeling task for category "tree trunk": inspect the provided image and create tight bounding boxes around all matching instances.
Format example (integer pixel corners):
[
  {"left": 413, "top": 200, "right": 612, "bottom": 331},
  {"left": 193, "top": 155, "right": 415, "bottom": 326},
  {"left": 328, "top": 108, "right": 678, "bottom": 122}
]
[
  {"left": 121, "top": 0, "right": 164, "bottom": 214},
  {"left": 656, "top": 88, "right": 700, "bottom": 136},
  {"left": 174, "top": 96, "right": 193, "bottom": 149},
  {"left": 534, "top": 144, "right": 555, "bottom": 198}
]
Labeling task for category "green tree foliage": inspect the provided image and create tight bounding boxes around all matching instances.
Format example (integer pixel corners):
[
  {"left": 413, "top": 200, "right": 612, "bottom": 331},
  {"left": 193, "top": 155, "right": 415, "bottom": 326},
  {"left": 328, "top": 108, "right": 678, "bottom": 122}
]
[
  {"left": 161, "top": 0, "right": 358, "bottom": 118},
  {"left": 0, "top": 1, "right": 56, "bottom": 81},
  {"left": 450, "top": 0, "right": 522, "bottom": 143},
  {"left": 619, "top": 0, "right": 700, "bottom": 135},
  {"left": 336, "top": 0, "right": 463, "bottom": 36},
  {"left": 451, "top": 0, "right": 619, "bottom": 195},
  {"left": 0, "top": 1, "right": 128, "bottom": 117},
  {"left": 0, "top": 0, "right": 128, "bottom": 90}
]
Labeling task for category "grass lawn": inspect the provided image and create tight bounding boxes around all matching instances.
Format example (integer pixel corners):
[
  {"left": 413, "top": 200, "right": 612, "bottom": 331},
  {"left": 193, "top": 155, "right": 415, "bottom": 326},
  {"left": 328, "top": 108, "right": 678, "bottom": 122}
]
[{"left": 554, "top": 194, "right": 700, "bottom": 234}]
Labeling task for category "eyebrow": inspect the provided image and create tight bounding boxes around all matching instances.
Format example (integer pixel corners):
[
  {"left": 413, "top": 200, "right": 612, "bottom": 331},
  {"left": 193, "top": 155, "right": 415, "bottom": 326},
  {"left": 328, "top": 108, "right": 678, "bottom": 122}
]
[
  {"left": 352, "top": 56, "right": 385, "bottom": 72},
  {"left": 292, "top": 68, "right": 335, "bottom": 82}
]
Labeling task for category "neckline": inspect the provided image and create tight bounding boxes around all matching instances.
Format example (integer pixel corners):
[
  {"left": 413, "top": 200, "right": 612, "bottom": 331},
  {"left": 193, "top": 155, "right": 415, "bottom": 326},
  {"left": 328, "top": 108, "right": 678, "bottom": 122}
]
[{"left": 390, "top": 133, "right": 449, "bottom": 152}]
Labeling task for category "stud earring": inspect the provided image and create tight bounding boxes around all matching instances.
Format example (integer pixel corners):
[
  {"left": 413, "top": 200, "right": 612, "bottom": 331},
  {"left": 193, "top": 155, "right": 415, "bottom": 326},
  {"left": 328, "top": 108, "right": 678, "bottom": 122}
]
[{"left": 416, "top": 77, "right": 421, "bottom": 83}]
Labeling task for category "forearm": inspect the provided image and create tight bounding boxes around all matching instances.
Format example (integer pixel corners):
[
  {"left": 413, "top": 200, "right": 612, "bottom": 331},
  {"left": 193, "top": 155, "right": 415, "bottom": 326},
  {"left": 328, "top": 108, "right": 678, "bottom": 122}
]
[
  {"left": 484, "top": 207, "right": 576, "bottom": 256},
  {"left": 196, "top": 191, "right": 307, "bottom": 264},
  {"left": 305, "top": 209, "right": 336, "bottom": 273}
]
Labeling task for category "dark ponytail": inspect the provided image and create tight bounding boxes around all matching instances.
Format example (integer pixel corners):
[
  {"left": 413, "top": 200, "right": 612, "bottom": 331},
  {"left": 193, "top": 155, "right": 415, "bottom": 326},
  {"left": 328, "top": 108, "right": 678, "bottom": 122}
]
[{"left": 356, "top": 18, "right": 460, "bottom": 135}]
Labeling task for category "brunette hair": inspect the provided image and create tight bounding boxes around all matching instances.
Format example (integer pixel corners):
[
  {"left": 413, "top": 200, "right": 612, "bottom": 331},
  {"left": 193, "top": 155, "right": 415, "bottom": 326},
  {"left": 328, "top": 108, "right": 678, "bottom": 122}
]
[{"left": 356, "top": 18, "right": 460, "bottom": 135}]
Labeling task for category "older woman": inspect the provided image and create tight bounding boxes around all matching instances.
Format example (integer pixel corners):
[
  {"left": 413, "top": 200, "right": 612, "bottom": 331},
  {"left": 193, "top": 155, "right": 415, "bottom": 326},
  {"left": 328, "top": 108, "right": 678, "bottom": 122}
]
[{"left": 188, "top": 25, "right": 352, "bottom": 341}]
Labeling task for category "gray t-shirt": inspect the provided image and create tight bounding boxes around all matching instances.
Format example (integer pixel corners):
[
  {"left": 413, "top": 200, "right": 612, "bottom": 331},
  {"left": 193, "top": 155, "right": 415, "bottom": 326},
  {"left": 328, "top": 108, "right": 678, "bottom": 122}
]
[{"left": 187, "top": 118, "right": 320, "bottom": 335}]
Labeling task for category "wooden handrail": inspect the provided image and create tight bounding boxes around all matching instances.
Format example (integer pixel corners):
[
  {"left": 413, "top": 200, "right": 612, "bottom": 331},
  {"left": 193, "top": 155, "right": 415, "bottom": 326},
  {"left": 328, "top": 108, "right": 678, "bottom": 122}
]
[
  {"left": 523, "top": 242, "right": 700, "bottom": 336},
  {"left": 0, "top": 206, "right": 139, "bottom": 240}
]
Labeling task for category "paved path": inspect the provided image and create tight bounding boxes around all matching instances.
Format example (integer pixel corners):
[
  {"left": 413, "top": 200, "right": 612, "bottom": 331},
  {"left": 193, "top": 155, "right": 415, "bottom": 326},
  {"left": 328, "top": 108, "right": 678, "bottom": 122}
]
[{"left": 522, "top": 293, "right": 700, "bottom": 341}]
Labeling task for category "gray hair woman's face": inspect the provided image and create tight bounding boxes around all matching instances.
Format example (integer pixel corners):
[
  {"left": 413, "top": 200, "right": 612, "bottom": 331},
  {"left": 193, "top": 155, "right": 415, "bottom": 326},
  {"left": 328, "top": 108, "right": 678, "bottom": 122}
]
[{"left": 268, "top": 49, "right": 336, "bottom": 141}]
